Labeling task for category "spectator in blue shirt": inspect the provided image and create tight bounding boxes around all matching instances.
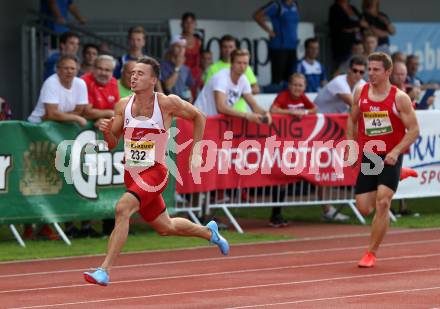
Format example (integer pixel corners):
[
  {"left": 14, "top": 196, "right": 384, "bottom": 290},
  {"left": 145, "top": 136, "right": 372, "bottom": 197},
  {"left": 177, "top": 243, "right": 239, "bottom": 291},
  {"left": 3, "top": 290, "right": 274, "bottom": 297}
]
[
  {"left": 40, "top": 0, "right": 86, "bottom": 34},
  {"left": 254, "top": 0, "right": 299, "bottom": 84},
  {"left": 161, "top": 36, "right": 194, "bottom": 102},
  {"left": 296, "top": 38, "right": 328, "bottom": 92},
  {"left": 43, "top": 32, "right": 80, "bottom": 80}
]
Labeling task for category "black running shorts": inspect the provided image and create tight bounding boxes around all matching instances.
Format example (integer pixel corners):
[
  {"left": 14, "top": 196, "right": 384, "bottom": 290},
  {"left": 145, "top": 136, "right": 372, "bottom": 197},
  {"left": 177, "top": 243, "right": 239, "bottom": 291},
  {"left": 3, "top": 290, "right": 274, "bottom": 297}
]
[{"left": 355, "top": 153, "right": 403, "bottom": 195}]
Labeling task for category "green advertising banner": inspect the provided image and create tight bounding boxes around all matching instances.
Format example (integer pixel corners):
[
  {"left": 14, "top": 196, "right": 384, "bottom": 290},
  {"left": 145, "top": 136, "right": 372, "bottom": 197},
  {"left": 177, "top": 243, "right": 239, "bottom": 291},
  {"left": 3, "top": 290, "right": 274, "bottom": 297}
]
[{"left": 0, "top": 120, "right": 175, "bottom": 224}]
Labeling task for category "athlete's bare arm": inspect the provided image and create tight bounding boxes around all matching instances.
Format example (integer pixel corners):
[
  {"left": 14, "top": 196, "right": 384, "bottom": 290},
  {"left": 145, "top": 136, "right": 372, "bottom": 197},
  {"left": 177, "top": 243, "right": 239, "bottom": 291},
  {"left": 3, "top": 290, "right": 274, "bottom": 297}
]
[
  {"left": 344, "top": 86, "right": 362, "bottom": 161},
  {"left": 159, "top": 94, "right": 206, "bottom": 167},
  {"left": 98, "top": 97, "right": 130, "bottom": 150},
  {"left": 385, "top": 89, "right": 420, "bottom": 165},
  {"left": 346, "top": 86, "right": 362, "bottom": 141}
]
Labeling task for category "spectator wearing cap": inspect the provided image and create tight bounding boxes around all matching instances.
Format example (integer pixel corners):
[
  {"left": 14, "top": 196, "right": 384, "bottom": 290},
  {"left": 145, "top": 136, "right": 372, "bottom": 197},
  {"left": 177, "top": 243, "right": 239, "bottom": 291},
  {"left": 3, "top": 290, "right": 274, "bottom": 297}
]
[{"left": 160, "top": 36, "right": 194, "bottom": 102}]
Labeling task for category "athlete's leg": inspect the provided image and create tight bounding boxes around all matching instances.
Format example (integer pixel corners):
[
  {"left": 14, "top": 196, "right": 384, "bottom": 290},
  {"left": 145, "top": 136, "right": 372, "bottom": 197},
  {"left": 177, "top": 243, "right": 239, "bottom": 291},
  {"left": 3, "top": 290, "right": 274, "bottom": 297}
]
[
  {"left": 100, "top": 192, "right": 140, "bottom": 272},
  {"left": 147, "top": 195, "right": 229, "bottom": 255},
  {"left": 368, "top": 184, "right": 394, "bottom": 254},
  {"left": 149, "top": 203, "right": 211, "bottom": 240},
  {"left": 355, "top": 191, "right": 377, "bottom": 216}
]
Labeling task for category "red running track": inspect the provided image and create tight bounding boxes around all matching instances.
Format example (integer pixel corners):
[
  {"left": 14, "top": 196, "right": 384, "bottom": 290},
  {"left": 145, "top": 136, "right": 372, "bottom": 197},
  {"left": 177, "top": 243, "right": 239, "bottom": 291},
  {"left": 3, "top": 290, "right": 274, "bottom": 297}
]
[{"left": 1, "top": 228, "right": 440, "bottom": 308}]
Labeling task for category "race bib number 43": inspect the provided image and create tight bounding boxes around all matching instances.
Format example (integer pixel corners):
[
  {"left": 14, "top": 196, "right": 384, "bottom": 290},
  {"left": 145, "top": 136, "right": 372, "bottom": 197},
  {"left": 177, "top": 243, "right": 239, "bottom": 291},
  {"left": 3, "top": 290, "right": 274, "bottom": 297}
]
[
  {"left": 124, "top": 140, "right": 155, "bottom": 167},
  {"left": 363, "top": 111, "right": 393, "bottom": 136}
]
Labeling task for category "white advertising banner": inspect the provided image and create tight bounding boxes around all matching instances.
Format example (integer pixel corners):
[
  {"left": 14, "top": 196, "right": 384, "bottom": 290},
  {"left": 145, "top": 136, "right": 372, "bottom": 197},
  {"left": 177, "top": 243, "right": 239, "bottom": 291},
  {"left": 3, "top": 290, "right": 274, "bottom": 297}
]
[
  {"left": 169, "top": 19, "right": 314, "bottom": 85},
  {"left": 396, "top": 110, "right": 440, "bottom": 199}
]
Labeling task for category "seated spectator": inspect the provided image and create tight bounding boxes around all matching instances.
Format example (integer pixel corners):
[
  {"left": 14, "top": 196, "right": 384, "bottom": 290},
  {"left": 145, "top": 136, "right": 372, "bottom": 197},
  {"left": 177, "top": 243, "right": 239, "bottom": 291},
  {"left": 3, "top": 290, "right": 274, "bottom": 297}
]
[
  {"left": 29, "top": 54, "right": 88, "bottom": 125},
  {"left": 40, "top": 0, "right": 86, "bottom": 34},
  {"left": 391, "top": 51, "right": 406, "bottom": 64},
  {"left": 200, "top": 50, "right": 213, "bottom": 85},
  {"left": 26, "top": 54, "right": 88, "bottom": 239},
  {"left": 195, "top": 49, "right": 270, "bottom": 121},
  {"left": 363, "top": 32, "right": 378, "bottom": 57},
  {"left": 161, "top": 36, "right": 194, "bottom": 102},
  {"left": 318, "top": 56, "right": 367, "bottom": 114},
  {"left": 79, "top": 43, "right": 99, "bottom": 76},
  {"left": 391, "top": 61, "right": 420, "bottom": 107},
  {"left": 334, "top": 40, "right": 365, "bottom": 77},
  {"left": 114, "top": 26, "right": 148, "bottom": 79},
  {"left": 44, "top": 32, "right": 80, "bottom": 80},
  {"left": 271, "top": 73, "right": 318, "bottom": 116},
  {"left": 268, "top": 73, "right": 317, "bottom": 227},
  {"left": 83, "top": 55, "right": 119, "bottom": 126},
  {"left": 204, "top": 35, "right": 260, "bottom": 112},
  {"left": 118, "top": 60, "right": 136, "bottom": 98},
  {"left": 406, "top": 54, "right": 439, "bottom": 91},
  {"left": 362, "top": 0, "right": 395, "bottom": 53},
  {"left": 180, "top": 12, "right": 202, "bottom": 99},
  {"left": 296, "top": 38, "right": 328, "bottom": 93}
]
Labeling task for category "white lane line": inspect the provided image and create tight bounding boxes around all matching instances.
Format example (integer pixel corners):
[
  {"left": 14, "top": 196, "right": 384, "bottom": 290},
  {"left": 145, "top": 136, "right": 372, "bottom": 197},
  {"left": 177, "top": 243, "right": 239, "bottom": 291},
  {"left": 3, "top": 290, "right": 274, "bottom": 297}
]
[
  {"left": 7, "top": 267, "right": 440, "bottom": 309},
  {"left": 2, "top": 252, "right": 440, "bottom": 294},
  {"left": 226, "top": 286, "right": 440, "bottom": 308},
  {"left": 2, "top": 227, "right": 440, "bottom": 265},
  {"left": 2, "top": 238, "right": 440, "bottom": 279}
]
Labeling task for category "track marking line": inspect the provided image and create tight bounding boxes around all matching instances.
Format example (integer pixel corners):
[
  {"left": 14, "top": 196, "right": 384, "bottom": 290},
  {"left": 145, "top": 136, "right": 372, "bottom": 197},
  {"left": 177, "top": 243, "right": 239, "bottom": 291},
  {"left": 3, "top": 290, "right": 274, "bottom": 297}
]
[
  {"left": 2, "top": 227, "right": 440, "bottom": 265},
  {"left": 2, "top": 252, "right": 440, "bottom": 294},
  {"left": 2, "top": 238, "right": 440, "bottom": 279},
  {"left": 226, "top": 286, "right": 440, "bottom": 308},
  {"left": 7, "top": 268, "right": 440, "bottom": 309}
]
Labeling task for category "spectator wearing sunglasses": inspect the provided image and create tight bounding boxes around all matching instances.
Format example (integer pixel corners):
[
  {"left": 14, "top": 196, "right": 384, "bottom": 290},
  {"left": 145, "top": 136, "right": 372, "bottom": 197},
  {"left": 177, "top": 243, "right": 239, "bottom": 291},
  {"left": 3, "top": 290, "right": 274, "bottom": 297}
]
[{"left": 315, "top": 56, "right": 367, "bottom": 114}]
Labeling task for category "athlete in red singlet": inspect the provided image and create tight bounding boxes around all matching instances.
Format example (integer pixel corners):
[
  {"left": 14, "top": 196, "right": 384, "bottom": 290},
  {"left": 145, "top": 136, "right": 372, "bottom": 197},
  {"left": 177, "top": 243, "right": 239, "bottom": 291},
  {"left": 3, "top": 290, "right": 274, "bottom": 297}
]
[
  {"left": 84, "top": 57, "right": 229, "bottom": 286},
  {"left": 346, "top": 52, "right": 419, "bottom": 268}
]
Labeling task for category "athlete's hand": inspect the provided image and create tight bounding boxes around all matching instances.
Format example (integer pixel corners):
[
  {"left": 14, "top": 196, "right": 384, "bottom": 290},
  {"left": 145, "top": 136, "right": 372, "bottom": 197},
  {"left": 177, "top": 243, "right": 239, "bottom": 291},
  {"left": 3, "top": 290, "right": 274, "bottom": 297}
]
[
  {"left": 99, "top": 117, "right": 114, "bottom": 135},
  {"left": 384, "top": 150, "right": 399, "bottom": 166},
  {"left": 190, "top": 152, "right": 203, "bottom": 170}
]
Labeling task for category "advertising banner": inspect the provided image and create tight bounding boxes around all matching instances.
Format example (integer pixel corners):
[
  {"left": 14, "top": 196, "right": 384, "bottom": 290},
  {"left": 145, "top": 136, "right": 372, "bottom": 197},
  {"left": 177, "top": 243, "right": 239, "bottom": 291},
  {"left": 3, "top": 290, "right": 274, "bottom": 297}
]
[
  {"left": 0, "top": 121, "right": 175, "bottom": 224},
  {"left": 176, "top": 114, "right": 359, "bottom": 194}
]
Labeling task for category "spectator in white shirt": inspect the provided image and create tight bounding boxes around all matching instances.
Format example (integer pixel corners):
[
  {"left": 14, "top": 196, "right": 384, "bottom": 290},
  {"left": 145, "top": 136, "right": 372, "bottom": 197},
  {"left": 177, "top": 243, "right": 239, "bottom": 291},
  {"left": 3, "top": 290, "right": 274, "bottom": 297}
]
[
  {"left": 195, "top": 49, "right": 270, "bottom": 123},
  {"left": 28, "top": 54, "right": 88, "bottom": 125},
  {"left": 315, "top": 56, "right": 367, "bottom": 114}
]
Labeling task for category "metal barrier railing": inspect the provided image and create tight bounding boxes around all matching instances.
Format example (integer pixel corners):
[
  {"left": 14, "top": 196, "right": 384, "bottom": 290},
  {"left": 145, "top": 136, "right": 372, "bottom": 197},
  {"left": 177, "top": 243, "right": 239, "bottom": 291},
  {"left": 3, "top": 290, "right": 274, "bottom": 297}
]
[{"left": 174, "top": 181, "right": 397, "bottom": 233}]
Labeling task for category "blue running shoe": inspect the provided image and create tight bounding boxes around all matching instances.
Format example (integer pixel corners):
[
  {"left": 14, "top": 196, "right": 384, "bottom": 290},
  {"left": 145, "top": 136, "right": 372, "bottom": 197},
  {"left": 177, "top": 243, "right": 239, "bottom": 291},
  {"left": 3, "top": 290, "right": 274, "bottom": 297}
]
[
  {"left": 83, "top": 268, "right": 109, "bottom": 286},
  {"left": 206, "top": 220, "right": 229, "bottom": 256}
]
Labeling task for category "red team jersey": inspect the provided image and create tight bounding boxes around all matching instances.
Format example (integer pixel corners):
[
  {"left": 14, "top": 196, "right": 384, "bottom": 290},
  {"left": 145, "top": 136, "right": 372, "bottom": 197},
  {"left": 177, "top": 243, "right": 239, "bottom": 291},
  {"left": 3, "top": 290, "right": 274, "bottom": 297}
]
[
  {"left": 357, "top": 84, "right": 406, "bottom": 154},
  {"left": 122, "top": 93, "right": 169, "bottom": 222},
  {"left": 82, "top": 72, "right": 120, "bottom": 110},
  {"left": 271, "top": 91, "right": 316, "bottom": 111}
]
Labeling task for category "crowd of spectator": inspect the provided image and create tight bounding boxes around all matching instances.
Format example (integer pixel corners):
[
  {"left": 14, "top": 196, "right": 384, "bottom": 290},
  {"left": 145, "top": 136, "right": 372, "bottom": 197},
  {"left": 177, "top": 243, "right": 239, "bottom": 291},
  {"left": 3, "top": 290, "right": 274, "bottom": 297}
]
[{"left": 15, "top": 0, "right": 440, "bottom": 238}]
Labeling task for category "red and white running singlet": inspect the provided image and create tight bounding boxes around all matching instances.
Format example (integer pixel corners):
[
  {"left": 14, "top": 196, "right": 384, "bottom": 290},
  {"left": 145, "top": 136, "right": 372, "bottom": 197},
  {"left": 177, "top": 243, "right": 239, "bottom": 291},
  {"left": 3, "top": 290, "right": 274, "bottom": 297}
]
[
  {"left": 123, "top": 93, "right": 168, "bottom": 169},
  {"left": 357, "top": 84, "right": 406, "bottom": 154}
]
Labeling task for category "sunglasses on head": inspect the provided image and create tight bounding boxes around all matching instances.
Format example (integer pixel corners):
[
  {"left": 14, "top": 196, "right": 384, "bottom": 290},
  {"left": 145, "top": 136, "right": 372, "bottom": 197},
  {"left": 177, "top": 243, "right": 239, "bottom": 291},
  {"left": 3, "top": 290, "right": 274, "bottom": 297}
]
[{"left": 351, "top": 68, "right": 365, "bottom": 74}]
